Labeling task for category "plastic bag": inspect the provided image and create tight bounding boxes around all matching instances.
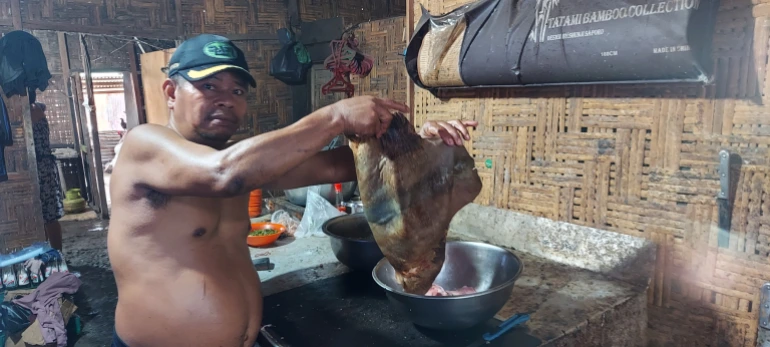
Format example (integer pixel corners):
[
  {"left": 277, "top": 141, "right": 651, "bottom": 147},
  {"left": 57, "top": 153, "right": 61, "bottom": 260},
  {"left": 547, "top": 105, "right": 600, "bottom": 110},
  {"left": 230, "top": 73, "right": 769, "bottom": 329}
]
[
  {"left": 295, "top": 189, "right": 344, "bottom": 238},
  {"left": 269, "top": 28, "right": 312, "bottom": 85},
  {"left": 0, "top": 242, "right": 53, "bottom": 268},
  {"left": 0, "top": 301, "right": 32, "bottom": 335},
  {"left": 271, "top": 210, "right": 300, "bottom": 237}
]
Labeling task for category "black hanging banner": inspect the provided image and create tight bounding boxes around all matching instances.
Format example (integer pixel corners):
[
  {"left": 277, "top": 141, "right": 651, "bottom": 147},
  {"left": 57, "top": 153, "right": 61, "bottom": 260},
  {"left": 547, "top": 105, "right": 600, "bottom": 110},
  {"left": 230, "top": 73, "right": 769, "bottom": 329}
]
[{"left": 405, "top": 0, "right": 720, "bottom": 91}]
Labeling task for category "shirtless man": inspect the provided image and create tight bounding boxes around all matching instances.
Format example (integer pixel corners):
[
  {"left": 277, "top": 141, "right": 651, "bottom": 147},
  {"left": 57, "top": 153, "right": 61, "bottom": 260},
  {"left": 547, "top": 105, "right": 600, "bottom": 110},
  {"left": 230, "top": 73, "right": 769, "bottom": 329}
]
[{"left": 107, "top": 34, "right": 478, "bottom": 347}]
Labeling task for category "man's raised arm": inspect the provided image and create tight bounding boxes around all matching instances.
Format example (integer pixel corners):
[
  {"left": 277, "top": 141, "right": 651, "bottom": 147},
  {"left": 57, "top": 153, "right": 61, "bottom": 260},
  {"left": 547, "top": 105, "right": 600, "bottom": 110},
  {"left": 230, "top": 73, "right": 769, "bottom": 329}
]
[{"left": 120, "top": 96, "right": 406, "bottom": 197}]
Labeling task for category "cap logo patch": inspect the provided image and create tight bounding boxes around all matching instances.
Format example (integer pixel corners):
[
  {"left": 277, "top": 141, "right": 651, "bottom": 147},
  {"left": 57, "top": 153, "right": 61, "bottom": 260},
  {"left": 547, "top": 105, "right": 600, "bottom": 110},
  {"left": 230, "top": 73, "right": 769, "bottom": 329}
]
[{"left": 203, "top": 42, "right": 237, "bottom": 59}]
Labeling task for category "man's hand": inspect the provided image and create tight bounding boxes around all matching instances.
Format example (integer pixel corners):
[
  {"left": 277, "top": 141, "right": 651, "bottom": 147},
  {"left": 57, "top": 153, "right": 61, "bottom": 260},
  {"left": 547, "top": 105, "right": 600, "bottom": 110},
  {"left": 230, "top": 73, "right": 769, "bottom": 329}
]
[
  {"left": 329, "top": 96, "right": 410, "bottom": 139},
  {"left": 419, "top": 119, "right": 479, "bottom": 146}
]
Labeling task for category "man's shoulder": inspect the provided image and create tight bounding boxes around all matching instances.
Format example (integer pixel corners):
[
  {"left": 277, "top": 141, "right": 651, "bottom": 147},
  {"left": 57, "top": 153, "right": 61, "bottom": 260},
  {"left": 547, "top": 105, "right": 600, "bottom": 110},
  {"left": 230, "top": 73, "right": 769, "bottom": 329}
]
[
  {"left": 125, "top": 124, "right": 177, "bottom": 139},
  {"left": 123, "top": 124, "right": 183, "bottom": 147},
  {"left": 119, "top": 124, "right": 183, "bottom": 161}
]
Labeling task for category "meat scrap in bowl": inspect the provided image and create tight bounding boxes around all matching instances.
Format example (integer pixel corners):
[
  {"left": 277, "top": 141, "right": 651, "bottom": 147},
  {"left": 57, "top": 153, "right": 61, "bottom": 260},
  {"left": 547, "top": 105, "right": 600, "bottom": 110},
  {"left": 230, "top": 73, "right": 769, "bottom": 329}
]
[{"left": 425, "top": 284, "right": 477, "bottom": 297}]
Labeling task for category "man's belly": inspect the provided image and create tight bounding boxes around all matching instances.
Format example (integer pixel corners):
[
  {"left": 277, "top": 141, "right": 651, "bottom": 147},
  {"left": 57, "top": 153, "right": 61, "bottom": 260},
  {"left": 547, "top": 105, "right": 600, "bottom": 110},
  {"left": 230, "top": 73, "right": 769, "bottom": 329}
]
[{"left": 112, "top": 251, "right": 263, "bottom": 347}]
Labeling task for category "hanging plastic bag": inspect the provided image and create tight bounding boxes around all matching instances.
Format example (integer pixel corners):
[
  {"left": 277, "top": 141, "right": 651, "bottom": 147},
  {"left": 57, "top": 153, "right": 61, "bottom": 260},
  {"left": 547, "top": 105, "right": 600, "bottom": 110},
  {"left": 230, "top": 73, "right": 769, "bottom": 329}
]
[
  {"left": 269, "top": 28, "right": 312, "bottom": 85},
  {"left": 295, "top": 189, "right": 344, "bottom": 238},
  {"left": 271, "top": 210, "right": 300, "bottom": 237}
]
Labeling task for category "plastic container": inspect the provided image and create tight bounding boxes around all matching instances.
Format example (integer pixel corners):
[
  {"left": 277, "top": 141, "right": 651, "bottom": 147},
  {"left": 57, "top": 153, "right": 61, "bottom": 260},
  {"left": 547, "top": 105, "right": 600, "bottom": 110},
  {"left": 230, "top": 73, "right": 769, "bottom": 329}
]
[
  {"left": 334, "top": 183, "right": 346, "bottom": 213},
  {"left": 247, "top": 222, "right": 286, "bottom": 247},
  {"left": 249, "top": 189, "right": 263, "bottom": 218}
]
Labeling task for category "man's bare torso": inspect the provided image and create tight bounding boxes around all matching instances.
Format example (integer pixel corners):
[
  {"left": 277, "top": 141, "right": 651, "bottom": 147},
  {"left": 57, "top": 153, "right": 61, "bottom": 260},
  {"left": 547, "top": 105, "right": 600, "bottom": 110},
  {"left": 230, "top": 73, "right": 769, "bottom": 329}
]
[{"left": 107, "top": 161, "right": 262, "bottom": 346}]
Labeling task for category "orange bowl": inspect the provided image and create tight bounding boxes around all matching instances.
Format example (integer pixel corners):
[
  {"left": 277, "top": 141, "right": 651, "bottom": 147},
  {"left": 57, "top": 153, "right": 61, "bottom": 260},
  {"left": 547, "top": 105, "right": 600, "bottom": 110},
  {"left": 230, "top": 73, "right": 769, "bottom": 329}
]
[{"left": 247, "top": 222, "right": 286, "bottom": 247}]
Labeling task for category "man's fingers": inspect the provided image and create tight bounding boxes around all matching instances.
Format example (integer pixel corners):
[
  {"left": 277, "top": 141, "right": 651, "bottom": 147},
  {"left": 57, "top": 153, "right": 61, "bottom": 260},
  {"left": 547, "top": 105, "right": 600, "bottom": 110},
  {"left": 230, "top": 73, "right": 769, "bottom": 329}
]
[
  {"left": 437, "top": 122, "right": 462, "bottom": 145},
  {"left": 448, "top": 120, "right": 471, "bottom": 140},
  {"left": 379, "top": 98, "right": 411, "bottom": 113},
  {"left": 421, "top": 123, "right": 440, "bottom": 138},
  {"left": 375, "top": 107, "right": 394, "bottom": 138},
  {"left": 461, "top": 120, "right": 479, "bottom": 127}
]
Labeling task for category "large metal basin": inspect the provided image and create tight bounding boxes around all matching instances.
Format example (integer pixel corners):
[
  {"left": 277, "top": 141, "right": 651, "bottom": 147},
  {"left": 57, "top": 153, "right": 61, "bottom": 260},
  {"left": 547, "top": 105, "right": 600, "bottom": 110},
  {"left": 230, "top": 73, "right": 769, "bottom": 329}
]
[
  {"left": 284, "top": 181, "right": 357, "bottom": 207},
  {"left": 372, "top": 241, "right": 522, "bottom": 330},
  {"left": 322, "top": 213, "right": 384, "bottom": 272}
]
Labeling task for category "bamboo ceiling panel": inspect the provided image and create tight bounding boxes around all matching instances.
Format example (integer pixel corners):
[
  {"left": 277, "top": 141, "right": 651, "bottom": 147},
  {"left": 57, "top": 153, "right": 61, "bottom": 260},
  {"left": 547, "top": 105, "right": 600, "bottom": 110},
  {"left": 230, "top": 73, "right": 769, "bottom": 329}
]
[
  {"left": 411, "top": 0, "right": 770, "bottom": 345},
  {"left": 19, "top": 0, "right": 180, "bottom": 38}
]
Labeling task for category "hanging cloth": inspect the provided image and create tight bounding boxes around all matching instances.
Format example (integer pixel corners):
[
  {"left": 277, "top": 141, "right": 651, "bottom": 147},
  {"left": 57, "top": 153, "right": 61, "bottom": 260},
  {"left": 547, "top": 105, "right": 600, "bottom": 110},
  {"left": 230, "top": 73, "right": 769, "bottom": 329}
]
[{"left": 0, "top": 30, "right": 52, "bottom": 103}]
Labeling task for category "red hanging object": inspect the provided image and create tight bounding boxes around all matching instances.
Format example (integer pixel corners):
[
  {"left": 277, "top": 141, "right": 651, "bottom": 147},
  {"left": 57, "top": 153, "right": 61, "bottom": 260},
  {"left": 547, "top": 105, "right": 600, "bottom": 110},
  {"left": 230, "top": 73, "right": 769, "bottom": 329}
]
[
  {"left": 321, "top": 68, "right": 355, "bottom": 97},
  {"left": 321, "top": 32, "right": 373, "bottom": 98}
]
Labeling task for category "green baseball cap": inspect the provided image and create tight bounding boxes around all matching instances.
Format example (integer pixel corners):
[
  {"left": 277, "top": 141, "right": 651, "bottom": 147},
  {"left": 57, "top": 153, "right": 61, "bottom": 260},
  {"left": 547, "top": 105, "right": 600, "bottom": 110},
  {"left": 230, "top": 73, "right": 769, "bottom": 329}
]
[{"left": 167, "top": 34, "right": 256, "bottom": 88}]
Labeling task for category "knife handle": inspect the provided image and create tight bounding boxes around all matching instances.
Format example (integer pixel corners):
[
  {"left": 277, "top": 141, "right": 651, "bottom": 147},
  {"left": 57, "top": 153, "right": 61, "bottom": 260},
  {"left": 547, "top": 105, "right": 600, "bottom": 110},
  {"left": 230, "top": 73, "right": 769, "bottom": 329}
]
[{"left": 483, "top": 314, "right": 530, "bottom": 341}]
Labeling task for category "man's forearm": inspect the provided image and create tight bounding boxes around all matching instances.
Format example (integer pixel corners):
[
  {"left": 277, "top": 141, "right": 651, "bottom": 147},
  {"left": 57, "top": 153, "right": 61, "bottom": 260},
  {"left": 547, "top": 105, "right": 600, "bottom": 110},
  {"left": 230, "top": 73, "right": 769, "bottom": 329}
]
[
  {"left": 262, "top": 146, "right": 357, "bottom": 190},
  {"left": 215, "top": 105, "right": 343, "bottom": 194}
]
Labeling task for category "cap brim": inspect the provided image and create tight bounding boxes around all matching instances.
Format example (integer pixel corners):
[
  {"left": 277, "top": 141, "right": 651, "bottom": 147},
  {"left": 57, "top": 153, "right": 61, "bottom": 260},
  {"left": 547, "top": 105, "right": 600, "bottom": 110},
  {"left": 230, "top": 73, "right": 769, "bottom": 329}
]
[{"left": 181, "top": 64, "right": 257, "bottom": 88}]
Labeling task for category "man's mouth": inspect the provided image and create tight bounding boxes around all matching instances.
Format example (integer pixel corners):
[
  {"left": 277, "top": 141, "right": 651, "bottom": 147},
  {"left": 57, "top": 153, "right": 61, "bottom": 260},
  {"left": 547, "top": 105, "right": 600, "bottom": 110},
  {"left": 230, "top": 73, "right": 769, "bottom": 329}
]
[{"left": 209, "top": 113, "right": 238, "bottom": 126}]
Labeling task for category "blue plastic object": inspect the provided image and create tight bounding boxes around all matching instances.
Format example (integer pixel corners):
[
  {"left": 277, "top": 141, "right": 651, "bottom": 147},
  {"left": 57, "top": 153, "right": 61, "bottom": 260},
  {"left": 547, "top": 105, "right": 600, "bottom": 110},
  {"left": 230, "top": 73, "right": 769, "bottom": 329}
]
[
  {"left": 0, "top": 242, "right": 53, "bottom": 268},
  {"left": 482, "top": 313, "right": 530, "bottom": 342}
]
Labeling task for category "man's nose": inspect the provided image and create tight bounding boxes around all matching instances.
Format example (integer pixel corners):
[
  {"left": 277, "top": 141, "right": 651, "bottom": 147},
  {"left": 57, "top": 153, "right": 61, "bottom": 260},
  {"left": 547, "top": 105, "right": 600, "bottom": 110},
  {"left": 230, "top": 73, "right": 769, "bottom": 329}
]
[{"left": 215, "top": 94, "right": 235, "bottom": 108}]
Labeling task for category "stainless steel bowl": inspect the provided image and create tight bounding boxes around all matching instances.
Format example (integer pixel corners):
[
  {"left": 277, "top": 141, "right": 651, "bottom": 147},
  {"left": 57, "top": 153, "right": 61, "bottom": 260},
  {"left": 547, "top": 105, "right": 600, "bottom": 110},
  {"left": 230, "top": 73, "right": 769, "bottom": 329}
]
[
  {"left": 284, "top": 181, "right": 357, "bottom": 207},
  {"left": 372, "top": 241, "right": 522, "bottom": 330},
  {"left": 322, "top": 213, "right": 384, "bottom": 272}
]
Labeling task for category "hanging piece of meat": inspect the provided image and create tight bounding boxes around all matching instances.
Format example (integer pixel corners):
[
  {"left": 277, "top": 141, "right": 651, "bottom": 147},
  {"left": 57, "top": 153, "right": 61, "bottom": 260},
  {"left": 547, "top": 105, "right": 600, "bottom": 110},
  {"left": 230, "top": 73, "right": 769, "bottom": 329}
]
[{"left": 349, "top": 113, "right": 482, "bottom": 295}]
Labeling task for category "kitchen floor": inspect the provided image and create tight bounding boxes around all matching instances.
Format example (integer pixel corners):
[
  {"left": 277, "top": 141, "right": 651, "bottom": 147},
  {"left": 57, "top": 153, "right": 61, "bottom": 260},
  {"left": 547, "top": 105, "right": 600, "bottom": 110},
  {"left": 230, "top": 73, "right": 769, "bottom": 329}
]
[{"left": 60, "top": 218, "right": 114, "bottom": 347}]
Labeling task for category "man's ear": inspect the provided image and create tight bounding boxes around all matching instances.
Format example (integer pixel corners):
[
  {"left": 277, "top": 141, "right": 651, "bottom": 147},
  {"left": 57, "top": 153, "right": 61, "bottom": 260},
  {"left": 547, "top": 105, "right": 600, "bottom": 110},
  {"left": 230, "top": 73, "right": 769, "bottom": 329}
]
[{"left": 162, "top": 78, "right": 177, "bottom": 110}]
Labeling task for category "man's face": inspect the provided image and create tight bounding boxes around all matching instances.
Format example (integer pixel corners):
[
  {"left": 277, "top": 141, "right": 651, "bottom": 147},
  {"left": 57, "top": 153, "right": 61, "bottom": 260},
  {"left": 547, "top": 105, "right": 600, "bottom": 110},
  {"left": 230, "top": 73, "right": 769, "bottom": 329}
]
[{"left": 164, "top": 70, "right": 249, "bottom": 143}]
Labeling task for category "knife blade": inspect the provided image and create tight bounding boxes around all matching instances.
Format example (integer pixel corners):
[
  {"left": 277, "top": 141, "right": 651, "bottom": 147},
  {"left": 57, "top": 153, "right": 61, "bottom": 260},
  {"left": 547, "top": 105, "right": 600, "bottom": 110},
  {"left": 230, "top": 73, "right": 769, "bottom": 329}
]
[{"left": 717, "top": 150, "right": 741, "bottom": 249}]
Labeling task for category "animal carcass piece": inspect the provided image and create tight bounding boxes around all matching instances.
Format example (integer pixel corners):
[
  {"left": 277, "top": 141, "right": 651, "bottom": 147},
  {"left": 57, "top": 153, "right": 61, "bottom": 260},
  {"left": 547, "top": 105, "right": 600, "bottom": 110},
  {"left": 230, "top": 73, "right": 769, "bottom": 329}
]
[
  {"left": 425, "top": 284, "right": 477, "bottom": 297},
  {"left": 348, "top": 113, "right": 482, "bottom": 295}
]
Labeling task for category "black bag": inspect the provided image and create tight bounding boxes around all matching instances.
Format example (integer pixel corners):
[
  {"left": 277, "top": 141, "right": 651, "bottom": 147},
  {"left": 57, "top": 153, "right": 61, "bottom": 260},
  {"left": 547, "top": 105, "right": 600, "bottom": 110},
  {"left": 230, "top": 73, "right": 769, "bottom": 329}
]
[
  {"left": 269, "top": 28, "right": 312, "bottom": 85},
  {"left": 0, "top": 301, "right": 32, "bottom": 335}
]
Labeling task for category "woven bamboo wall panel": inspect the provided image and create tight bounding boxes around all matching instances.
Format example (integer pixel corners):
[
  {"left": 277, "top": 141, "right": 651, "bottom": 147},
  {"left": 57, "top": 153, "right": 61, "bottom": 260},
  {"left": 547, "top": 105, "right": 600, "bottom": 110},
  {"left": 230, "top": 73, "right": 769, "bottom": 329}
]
[
  {"left": 36, "top": 74, "right": 74, "bottom": 146},
  {"left": 0, "top": 95, "right": 45, "bottom": 251},
  {"left": 181, "top": 0, "right": 405, "bottom": 36},
  {"left": 238, "top": 39, "right": 292, "bottom": 135},
  {"left": 299, "top": 0, "right": 406, "bottom": 24},
  {"left": 411, "top": 0, "right": 770, "bottom": 345},
  {"left": 351, "top": 17, "right": 408, "bottom": 103},
  {"left": 181, "top": 0, "right": 287, "bottom": 36}
]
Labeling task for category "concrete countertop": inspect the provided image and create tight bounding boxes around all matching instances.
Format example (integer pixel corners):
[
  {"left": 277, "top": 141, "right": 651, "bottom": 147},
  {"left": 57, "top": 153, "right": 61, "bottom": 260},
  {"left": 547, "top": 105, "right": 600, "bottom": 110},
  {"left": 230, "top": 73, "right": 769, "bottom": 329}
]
[
  {"left": 250, "top": 202, "right": 654, "bottom": 346},
  {"left": 249, "top": 236, "right": 351, "bottom": 296}
]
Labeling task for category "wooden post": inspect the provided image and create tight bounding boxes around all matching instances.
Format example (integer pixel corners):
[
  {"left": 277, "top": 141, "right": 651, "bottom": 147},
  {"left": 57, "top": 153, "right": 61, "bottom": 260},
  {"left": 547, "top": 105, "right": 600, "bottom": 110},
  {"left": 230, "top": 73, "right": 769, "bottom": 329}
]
[
  {"left": 57, "top": 33, "right": 81, "bottom": 154},
  {"left": 18, "top": 95, "right": 45, "bottom": 243},
  {"left": 10, "top": 0, "right": 21, "bottom": 29},
  {"left": 287, "top": 0, "right": 300, "bottom": 27},
  {"left": 406, "top": 0, "right": 415, "bottom": 123},
  {"left": 71, "top": 75, "right": 94, "bottom": 203},
  {"left": 175, "top": 0, "right": 184, "bottom": 38},
  {"left": 127, "top": 42, "right": 146, "bottom": 126},
  {"left": 79, "top": 34, "right": 109, "bottom": 220}
]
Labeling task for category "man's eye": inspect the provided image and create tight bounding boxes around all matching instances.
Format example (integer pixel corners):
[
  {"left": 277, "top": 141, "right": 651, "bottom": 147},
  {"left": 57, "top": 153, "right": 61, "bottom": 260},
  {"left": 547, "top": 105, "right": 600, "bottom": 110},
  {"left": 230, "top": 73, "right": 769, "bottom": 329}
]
[
  {"left": 234, "top": 89, "right": 245, "bottom": 96},
  {"left": 203, "top": 84, "right": 214, "bottom": 90}
]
